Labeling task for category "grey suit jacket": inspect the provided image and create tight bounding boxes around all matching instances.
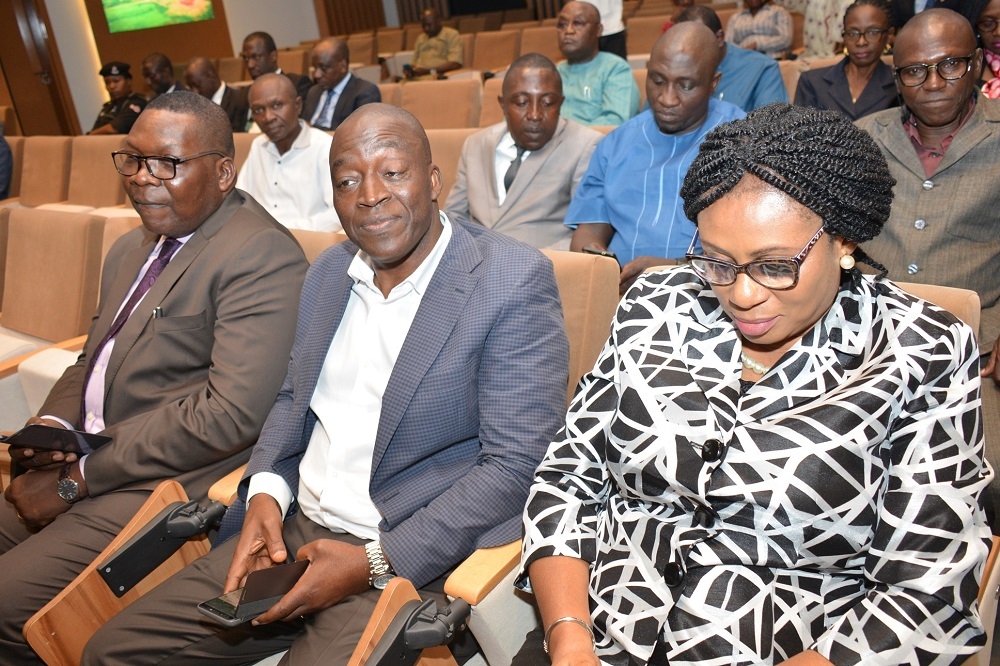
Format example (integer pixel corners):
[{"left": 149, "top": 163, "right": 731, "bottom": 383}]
[
  {"left": 218, "top": 218, "right": 569, "bottom": 587},
  {"left": 444, "top": 119, "right": 602, "bottom": 250},
  {"left": 858, "top": 97, "right": 1000, "bottom": 352},
  {"left": 301, "top": 75, "right": 382, "bottom": 130},
  {"left": 40, "top": 190, "right": 308, "bottom": 499}
]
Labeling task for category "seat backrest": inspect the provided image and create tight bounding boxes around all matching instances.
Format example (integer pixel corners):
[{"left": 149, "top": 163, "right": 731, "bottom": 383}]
[
  {"left": 479, "top": 77, "right": 505, "bottom": 127},
  {"left": 3, "top": 208, "right": 105, "bottom": 341},
  {"left": 519, "top": 26, "right": 562, "bottom": 65},
  {"left": 233, "top": 132, "right": 257, "bottom": 171},
  {"left": 18, "top": 136, "right": 72, "bottom": 207},
  {"left": 718, "top": 8, "right": 738, "bottom": 30},
  {"left": 894, "top": 281, "right": 981, "bottom": 335},
  {"left": 791, "top": 11, "right": 805, "bottom": 52},
  {"left": 378, "top": 82, "right": 403, "bottom": 107},
  {"left": 778, "top": 59, "right": 802, "bottom": 101},
  {"left": 5, "top": 135, "right": 24, "bottom": 199},
  {"left": 541, "top": 250, "right": 620, "bottom": 402},
  {"left": 626, "top": 15, "right": 671, "bottom": 55},
  {"left": 426, "top": 127, "right": 480, "bottom": 207},
  {"left": 471, "top": 30, "right": 521, "bottom": 72},
  {"left": 460, "top": 33, "right": 475, "bottom": 67},
  {"left": 401, "top": 79, "right": 482, "bottom": 129},
  {"left": 216, "top": 56, "right": 247, "bottom": 83},
  {"left": 347, "top": 32, "right": 377, "bottom": 65},
  {"left": 633, "top": 68, "right": 648, "bottom": 110},
  {"left": 290, "top": 229, "right": 349, "bottom": 264},
  {"left": 377, "top": 28, "right": 405, "bottom": 54},
  {"left": 503, "top": 20, "right": 540, "bottom": 30},
  {"left": 276, "top": 49, "right": 308, "bottom": 77},
  {"left": 458, "top": 16, "right": 488, "bottom": 33},
  {"left": 404, "top": 24, "right": 424, "bottom": 50},
  {"left": 66, "top": 135, "right": 128, "bottom": 208}
]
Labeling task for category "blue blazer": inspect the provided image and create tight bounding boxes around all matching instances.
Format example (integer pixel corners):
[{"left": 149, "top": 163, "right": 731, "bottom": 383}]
[{"left": 218, "top": 219, "right": 570, "bottom": 587}]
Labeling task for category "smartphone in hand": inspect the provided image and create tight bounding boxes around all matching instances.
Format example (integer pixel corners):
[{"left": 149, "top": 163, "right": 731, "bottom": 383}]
[{"left": 197, "top": 559, "right": 308, "bottom": 626}]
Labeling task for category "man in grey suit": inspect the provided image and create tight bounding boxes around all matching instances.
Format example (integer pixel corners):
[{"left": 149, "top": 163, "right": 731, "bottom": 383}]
[
  {"left": 301, "top": 37, "right": 381, "bottom": 131},
  {"left": 82, "top": 103, "right": 569, "bottom": 664},
  {"left": 0, "top": 91, "right": 307, "bottom": 663},
  {"left": 445, "top": 53, "right": 602, "bottom": 250},
  {"left": 857, "top": 8, "right": 1000, "bottom": 528}
]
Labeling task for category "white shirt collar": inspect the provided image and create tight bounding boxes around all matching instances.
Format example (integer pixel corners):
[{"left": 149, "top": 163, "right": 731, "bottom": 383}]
[{"left": 348, "top": 211, "right": 453, "bottom": 298}]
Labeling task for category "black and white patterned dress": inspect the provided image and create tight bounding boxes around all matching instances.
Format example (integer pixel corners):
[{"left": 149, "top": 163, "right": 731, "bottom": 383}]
[{"left": 520, "top": 266, "right": 993, "bottom": 665}]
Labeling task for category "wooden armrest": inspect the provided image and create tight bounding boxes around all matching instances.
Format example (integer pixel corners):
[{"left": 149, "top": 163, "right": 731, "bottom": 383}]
[
  {"left": 207, "top": 463, "right": 247, "bottom": 506},
  {"left": 0, "top": 334, "right": 86, "bottom": 381},
  {"left": 443, "top": 540, "right": 522, "bottom": 605}
]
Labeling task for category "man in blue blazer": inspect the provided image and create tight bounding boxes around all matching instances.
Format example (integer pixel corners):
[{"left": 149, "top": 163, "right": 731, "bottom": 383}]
[{"left": 83, "top": 103, "right": 570, "bottom": 664}]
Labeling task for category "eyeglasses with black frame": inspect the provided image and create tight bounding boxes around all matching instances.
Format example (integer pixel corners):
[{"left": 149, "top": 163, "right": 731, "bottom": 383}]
[
  {"left": 111, "top": 150, "right": 226, "bottom": 180},
  {"left": 842, "top": 27, "right": 889, "bottom": 42},
  {"left": 685, "top": 226, "right": 826, "bottom": 290},
  {"left": 893, "top": 52, "right": 976, "bottom": 87}
]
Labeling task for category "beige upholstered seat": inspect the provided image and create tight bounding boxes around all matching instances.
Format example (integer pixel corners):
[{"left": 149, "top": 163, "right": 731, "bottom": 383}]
[
  {"left": 471, "top": 30, "right": 521, "bottom": 73},
  {"left": 479, "top": 77, "right": 505, "bottom": 128},
  {"left": 376, "top": 28, "right": 405, "bottom": 55},
  {"left": 216, "top": 56, "right": 246, "bottom": 83},
  {"left": 276, "top": 48, "right": 309, "bottom": 76},
  {"left": 0, "top": 136, "right": 72, "bottom": 208},
  {"left": 4, "top": 135, "right": 24, "bottom": 201},
  {"left": 347, "top": 32, "right": 378, "bottom": 66},
  {"left": 36, "top": 135, "right": 128, "bottom": 212},
  {"left": 402, "top": 79, "right": 482, "bottom": 129},
  {"left": 626, "top": 15, "right": 671, "bottom": 55},
  {"left": 519, "top": 26, "right": 562, "bottom": 65},
  {"left": 425, "top": 128, "right": 479, "bottom": 207}
]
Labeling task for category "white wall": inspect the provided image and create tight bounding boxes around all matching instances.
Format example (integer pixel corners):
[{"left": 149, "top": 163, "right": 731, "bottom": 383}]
[
  {"left": 383, "top": 0, "right": 400, "bottom": 27},
  {"left": 220, "top": 0, "right": 321, "bottom": 55},
  {"left": 44, "top": 0, "right": 105, "bottom": 133}
]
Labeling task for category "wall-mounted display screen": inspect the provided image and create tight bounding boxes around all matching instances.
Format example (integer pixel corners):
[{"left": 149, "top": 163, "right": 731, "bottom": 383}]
[{"left": 102, "top": 0, "right": 215, "bottom": 34}]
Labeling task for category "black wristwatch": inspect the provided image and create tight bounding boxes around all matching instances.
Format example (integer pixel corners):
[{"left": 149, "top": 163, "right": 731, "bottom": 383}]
[
  {"left": 56, "top": 463, "right": 82, "bottom": 504},
  {"left": 365, "top": 541, "right": 395, "bottom": 589}
]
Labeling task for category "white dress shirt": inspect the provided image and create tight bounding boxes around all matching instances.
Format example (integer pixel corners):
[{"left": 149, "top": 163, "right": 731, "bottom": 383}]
[
  {"left": 210, "top": 81, "right": 226, "bottom": 105},
  {"left": 236, "top": 121, "right": 342, "bottom": 232},
  {"left": 309, "top": 72, "right": 353, "bottom": 129},
  {"left": 493, "top": 131, "right": 530, "bottom": 206},
  {"left": 247, "top": 213, "right": 453, "bottom": 539}
]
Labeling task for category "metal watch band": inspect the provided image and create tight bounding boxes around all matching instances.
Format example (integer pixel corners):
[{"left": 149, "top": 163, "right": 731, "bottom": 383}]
[{"left": 365, "top": 540, "right": 393, "bottom": 587}]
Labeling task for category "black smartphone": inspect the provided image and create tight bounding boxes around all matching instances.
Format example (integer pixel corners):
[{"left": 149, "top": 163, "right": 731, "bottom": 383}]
[
  {"left": 582, "top": 246, "right": 618, "bottom": 261},
  {"left": 1, "top": 424, "right": 110, "bottom": 454},
  {"left": 197, "top": 559, "right": 309, "bottom": 627}
]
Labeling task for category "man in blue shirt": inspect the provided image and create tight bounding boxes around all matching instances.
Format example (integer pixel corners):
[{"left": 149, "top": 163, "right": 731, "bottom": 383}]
[
  {"left": 567, "top": 22, "right": 745, "bottom": 294},
  {"left": 677, "top": 4, "right": 788, "bottom": 112}
]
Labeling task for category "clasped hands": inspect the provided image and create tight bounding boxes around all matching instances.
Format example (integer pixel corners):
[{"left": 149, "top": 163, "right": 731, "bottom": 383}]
[
  {"left": 225, "top": 494, "right": 370, "bottom": 625},
  {"left": 4, "top": 417, "right": 80, "bottom": 529}
]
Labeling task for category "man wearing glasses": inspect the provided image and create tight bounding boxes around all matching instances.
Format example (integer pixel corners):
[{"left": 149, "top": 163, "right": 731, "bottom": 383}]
[
  {"left": 858, "top": 8, "right": 1000, "bottom": 531},
  {"left": 0, "top": 91, "right": 308, "bottom": 663}
]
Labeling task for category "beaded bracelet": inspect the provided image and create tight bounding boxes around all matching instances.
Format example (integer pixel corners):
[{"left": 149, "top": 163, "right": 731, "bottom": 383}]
[{"left": 542, "top": 616, "right": 596, "bottom": 655}]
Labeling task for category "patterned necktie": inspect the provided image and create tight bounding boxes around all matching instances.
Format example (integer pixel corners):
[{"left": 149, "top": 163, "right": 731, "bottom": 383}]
[
  {"left": 80, "top": 238, "right": 181, "bottom": 425},
  {"left": 315, "top": 89, "right": 337, "bottom": 129},
  {"left": 503, "top": 146, "right": 527, "bottom": 193}
]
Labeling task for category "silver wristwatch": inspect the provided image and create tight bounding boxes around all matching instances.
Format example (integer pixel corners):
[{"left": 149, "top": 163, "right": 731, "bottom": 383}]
[
  {"left": 365, "top": 541, "right": 395, "bottom": 589},
  {"left": 56, "top": 463, "right": 82, "bottom": 503}
]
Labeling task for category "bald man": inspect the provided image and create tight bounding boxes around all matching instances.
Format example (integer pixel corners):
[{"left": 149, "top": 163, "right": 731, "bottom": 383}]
[
  {"left": 82, "top": 103, "right": 569, "bottom": 666},
  {"left": 857, "top": 8, "right": 1000, "bottom": 529},
  {"left": 556, "top": 0, "right": 639, "bottom": 125},
  {"left": 302, "top": 37, "right": 380, "bottom": 131},
  {"left": 238, "top": 73, "right": 341, "bottom": 232},
  {"left": 184, "top": 57, "right": 249, "bottom": 133},
  {"left": 567, "top": 22, "right": 745, "bottom": 294}
]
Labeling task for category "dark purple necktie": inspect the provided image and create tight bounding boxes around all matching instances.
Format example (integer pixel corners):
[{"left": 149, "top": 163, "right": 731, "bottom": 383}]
[{"left": 80, "top": 238, "right": 181, "bottom": 426}]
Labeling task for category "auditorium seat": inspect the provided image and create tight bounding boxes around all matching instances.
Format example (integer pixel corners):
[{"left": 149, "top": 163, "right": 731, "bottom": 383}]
[
  {"left": 289, "top": 229, "right": 349, "bottom": 263},
  {"left": 502, "top": 20, "right": 540, "bottom": 31},
  {"left": 633, "top": 68, "right": 648, "bottom": 110},
  {"left": 276, "top": 48, "right": 309, "bottom": 77},
  {"left": 626, "top": 15, "right": 670, "bottom": 55},
  {"left": 458, "top": 16, "right": 487, "bottom": 34},
  {"left": 425, "top": 127, "right": 479, "bottom": 206},
  {"left": 216, "top": 56, "right": 246, "bottom": 83},
  {"left": 37, "top": 135, "right": 128, "bottom": 212},
  {"left": 479, "top": 76, "right": 505, "bottom": 127},
  {"left": 376, "top": 28, "right": 404, "bottom": 55},
  {"left": 5, "top": 135, "right": 24, "bottom": 199},
  {"left": 347, "top": 32, "right": 377, "bottom": 66},
  {"left": 403, "top": 24, "right": 423, "bottom": 50},
  {"left": 401, "top": 79, "right": 482, "bottom": 129},
  {"left": 233, "top": 132, "right": 257, "bottom": 171},
  {"left": 519, "top": 26, "right": 562, "bottom": 64},
  {"left": 0, "top": 136, "right": 72, "bottom": 208},
  {"left": 377, "top": 82, "right": 402, "bottom": 106},
  {"left": 470, "top": 29, "right": 520, "bottom": 74},
  {"left": 779, "top": 59, "right": 803, "bottom": 101}
]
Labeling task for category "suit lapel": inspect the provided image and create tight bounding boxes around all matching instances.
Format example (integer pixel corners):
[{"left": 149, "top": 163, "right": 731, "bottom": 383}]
[
  {"left": 935, "top": 102, "right": 990, "bottom": 174},
  {"left": 500, "top": 119, "right": 567, "bottom": 215},
  {"left": 371, "top": 221, "right": 481, "bottom": 474}
]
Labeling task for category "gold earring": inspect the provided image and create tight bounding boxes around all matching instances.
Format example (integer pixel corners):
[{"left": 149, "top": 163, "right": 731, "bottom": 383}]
[{"left": 840, "top": 255, "right": 856, "bottom": 270}]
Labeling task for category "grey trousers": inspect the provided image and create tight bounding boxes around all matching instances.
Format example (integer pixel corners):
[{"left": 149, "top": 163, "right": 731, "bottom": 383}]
[{"left": 82, "top": 511, "right": 448, "bottom": 666}]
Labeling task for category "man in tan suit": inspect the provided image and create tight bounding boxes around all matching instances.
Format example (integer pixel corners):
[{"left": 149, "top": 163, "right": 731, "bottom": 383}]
[
  {"left": 858, "top": 8, "right": 1000, "bottom": 529},
  {"left": 445, "top": 54, "right": 602, "bottom": 249},
  {"left": 0, "top": 91, "right": 308, "bottom": 663}
]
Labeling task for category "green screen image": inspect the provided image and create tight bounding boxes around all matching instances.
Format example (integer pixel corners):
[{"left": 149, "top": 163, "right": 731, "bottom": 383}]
[{"left": 102, "top": 0, "right": 215, "bottom": 34}]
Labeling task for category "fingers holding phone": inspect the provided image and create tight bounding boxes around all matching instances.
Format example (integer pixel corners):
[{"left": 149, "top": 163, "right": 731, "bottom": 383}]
[{"left": 225, "top": 494, "right": 288, "bottom": 594}]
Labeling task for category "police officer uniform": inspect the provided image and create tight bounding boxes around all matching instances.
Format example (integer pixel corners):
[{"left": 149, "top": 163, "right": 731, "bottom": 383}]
[{"left": 92, "top": 62, "right": 147, "bottom": 134}]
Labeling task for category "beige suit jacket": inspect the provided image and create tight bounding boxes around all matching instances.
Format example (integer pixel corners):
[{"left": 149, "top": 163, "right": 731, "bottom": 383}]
[
  {"left": 444, "top": 118, "right": 602, "bottom": 250},
  {"left": 39, "top": 189, "right": 308, "bottom": 498},
  {"left": 858, "top": 98, "right": 1000, "bottom": 352}
]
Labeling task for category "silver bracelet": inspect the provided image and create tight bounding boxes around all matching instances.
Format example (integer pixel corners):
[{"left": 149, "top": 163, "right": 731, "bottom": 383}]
[{"left": 542, "top": 616, "right": 595, "bottom": 655}]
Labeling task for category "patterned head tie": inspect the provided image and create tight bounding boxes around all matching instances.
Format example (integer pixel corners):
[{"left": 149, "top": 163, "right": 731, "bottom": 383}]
[{"left": 680, "top": 103, "right": 895, "bottom": 246}]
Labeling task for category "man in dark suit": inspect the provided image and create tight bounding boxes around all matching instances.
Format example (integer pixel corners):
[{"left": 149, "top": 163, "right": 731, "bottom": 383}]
[
  {"left": 82, "top": 103, "right": 570, "bottom": 665},
  {"left": 891, "top": 0, "right": 987, "bottom": 28},
  {"left": 184, "top": 56, "right": 250, "bottom": 134},
  {"left": 141, "top": 52, "right": 186, "bottom": 99},
  {"left": 0, "top": 91, "right": 308, "bottom": 663},
  {"left": 241, "top": 31, "right": 311, "bottom": 100},
  {"left": 301, "top": 37, "right": 381, "bottom": 130}
]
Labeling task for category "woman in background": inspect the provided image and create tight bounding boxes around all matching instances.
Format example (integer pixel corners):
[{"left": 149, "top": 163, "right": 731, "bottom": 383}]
[
  {"left": 795, "top": 0, "right": 898, "bottom": 120},
  {"left": 517, "top": 103, "right": 992, "bottom": 665},
  {"left": 978, "top": 0, "right": 1000, "bottom": 97}
]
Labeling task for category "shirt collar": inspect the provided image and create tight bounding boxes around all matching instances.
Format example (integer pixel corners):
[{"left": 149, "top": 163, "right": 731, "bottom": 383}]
[
  {"left": 347, "top": 210, "right": 453, "bottom": 298},
  {"left": 331, "top": 72, "right": 352, "bottom": 96}
]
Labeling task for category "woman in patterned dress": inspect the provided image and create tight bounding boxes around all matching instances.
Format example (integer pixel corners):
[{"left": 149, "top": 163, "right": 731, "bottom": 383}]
[{"left": 517, "top": 103, "right": 993, "bottom": 666}]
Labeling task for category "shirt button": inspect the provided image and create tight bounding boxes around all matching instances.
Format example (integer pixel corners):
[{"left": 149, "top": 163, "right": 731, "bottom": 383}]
[
  {"left": 663, "top": 561, "right": 685, "bottom": 588},
  {"left": 701, "top": 439, "right": 725, "bottom": 462},
  {"left": 693, "top": 506, "right": 716, "bottom": 528},
  {"left": 922, "top": 180, "right": 934, "bottom": 190},
  {"left": 914, "top": 219, "right": 926, "bottom": 230},
  {"left": 907, "top": 263, "right": 919, "bottom": 275},
  {"left": 87, "top": 412, "right": 95, "bottom": 420}
]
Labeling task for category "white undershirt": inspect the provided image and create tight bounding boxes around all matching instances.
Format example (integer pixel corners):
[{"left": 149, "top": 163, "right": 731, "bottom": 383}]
[
  {"left": 247, "top": 212, "right": 453, "bottom": 539},
  {"left": 493, "top": 131, "right": 530, "bottom": 206}
]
